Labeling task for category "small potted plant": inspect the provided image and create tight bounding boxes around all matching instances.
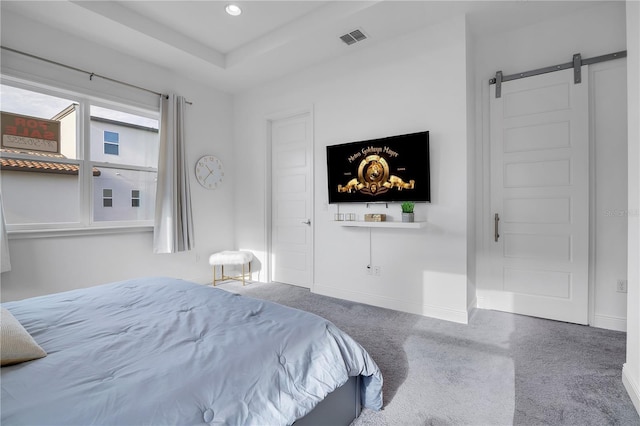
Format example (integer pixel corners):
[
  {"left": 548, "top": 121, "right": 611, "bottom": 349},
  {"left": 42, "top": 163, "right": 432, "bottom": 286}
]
[{"left": 401, "top": 202, "right": 415, "bottom": 223}]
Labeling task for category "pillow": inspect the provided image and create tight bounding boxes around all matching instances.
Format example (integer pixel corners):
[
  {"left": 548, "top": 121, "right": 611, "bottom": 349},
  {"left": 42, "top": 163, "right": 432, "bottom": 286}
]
[{"left": 1, "top": 307, "right": 47, "bottom": 366}]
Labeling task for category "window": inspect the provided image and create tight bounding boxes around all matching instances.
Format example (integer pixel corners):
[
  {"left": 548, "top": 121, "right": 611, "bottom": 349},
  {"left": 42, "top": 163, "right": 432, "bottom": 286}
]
[
  {"left": 103, "top": 189, "right": 113, "bottom": 207},
  {"left": 1, "top": 78, "right": 160, "bottom": 231},
  {"left": 103, "top": 131, "right": 119, "bottom": 155},
  {"left": 131, "top": 190, "right": 140, "bottom": 207}
]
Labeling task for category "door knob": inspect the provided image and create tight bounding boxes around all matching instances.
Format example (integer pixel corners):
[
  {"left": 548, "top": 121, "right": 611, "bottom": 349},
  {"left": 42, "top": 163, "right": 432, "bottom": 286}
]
[{"left": 302, "top": 219, "right": 311, "bottom": 225}]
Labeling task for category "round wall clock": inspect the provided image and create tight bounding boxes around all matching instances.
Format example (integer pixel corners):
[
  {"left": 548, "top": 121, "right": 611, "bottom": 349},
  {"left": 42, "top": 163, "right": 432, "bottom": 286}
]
[{"left": 195, "top": 155, "right": 224, "bottom": 189}]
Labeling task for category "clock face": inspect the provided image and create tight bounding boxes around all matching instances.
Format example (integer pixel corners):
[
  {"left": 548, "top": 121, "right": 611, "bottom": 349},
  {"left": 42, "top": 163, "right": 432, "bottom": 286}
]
[{"left": 195, "top": 155, "right": 224, "bottom": 189}]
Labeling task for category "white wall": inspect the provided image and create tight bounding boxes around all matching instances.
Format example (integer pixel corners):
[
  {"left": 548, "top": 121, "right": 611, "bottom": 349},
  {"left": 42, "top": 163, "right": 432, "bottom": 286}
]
[
  {"left": 474, "top": 2, "right": 629, "bottom": 330},
  {"left": 0, "top": 10, "right": 236, "bottom": 301},
  {"left": 466, "top": 18, "right": 477, "bottom": 312},
  {"left": 235, "top": 16, "right": 472, "bottom": 323},
  {"left": 623, "top": 0, "right": 640, "bottom": 415}
]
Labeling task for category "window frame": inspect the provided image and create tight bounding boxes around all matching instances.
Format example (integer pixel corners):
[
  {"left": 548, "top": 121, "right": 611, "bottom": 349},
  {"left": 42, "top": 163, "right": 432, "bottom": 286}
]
[
  {"left": 131, "top": 189, "right": 141, "bottom": 208},
  {"left": 102, "top": 188, "right": 113, "bottom": 207},
  {"left": 1, "top": 76, "right": 160, "bottom": 236},
  {"left": 103, "top": 130, "right": 120, "bottom": 156}
]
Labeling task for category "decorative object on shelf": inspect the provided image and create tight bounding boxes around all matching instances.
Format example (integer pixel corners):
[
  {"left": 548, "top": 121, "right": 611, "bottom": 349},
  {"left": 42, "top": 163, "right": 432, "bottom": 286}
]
[
  {"left": 195, "top": 155, "right": 224, "bottom": 189},
  {"left": 334, "top": 213, "right": 344, "bottom": 221},
  {"left": 345, "top": 213, "right": 356, "bottom": 221},
  {"left": 364, "top": 213, "right": 386, "bottom": 222},
  {"left": 401, "top": 202, "right": 415, "bottom": 223}
]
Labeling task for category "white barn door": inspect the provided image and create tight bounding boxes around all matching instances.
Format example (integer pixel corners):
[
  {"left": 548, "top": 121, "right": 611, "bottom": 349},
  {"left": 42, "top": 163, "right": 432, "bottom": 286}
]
[
  {"left": 270, "top": 112, "right": 313, "bottom": 288},
  {"left": 489, "top": 67, "right": 589, "bottom": 324}
]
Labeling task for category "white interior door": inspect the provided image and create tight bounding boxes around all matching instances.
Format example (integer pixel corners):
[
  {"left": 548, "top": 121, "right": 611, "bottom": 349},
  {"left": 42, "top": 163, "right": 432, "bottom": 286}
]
[
  {"left": 489, "top": 67, "right": 589, "bottom": 324},
  {"left": 270, "top": 112, "right": 313, "bottom": 288}
]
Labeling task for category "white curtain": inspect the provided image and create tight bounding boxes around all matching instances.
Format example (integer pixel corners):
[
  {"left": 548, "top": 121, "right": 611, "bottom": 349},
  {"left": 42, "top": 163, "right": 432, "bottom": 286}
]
[
  {"left": 153, "top": 94, "right": 194, "bottom": 253},
  {"left": 1, "top": 191, "right": 11, "bottom": 273}
]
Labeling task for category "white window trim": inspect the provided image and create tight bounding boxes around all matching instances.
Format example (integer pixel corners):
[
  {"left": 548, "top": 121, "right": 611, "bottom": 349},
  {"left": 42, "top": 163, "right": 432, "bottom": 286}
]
[
  {"left": 131, "top": 189, "right": 141, "bottom": 207},
  {"left": 102, "top": 188, "right": 113, "bottom": 208},
  {"left": 7, "top": 225, "right": 153, "bottom": 240}
]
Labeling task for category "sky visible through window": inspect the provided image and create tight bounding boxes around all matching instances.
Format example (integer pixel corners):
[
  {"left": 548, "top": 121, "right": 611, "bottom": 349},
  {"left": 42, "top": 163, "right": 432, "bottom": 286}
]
[
  {"left": 0, "top": 84, "right": 158, "bottom": 129},
  {"left": 0, "top": 84, "right": 72, "bottom": 119}
]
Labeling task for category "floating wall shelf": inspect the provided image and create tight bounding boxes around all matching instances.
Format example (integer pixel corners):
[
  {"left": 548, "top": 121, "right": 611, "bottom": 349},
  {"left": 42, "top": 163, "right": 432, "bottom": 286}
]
[{"left": 336, "top": 221, "right": 426, "bottom": 229}]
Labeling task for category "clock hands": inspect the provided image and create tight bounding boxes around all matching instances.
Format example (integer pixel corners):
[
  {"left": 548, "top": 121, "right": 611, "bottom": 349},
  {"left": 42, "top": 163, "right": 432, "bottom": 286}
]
[{"left": 198, "top": 163, "right": 215, "bottom": 181}]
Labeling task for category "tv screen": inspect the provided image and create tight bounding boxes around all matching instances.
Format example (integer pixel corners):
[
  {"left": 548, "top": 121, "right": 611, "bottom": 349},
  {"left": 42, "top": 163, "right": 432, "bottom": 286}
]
[{"left": 326, "top": 131, "right": 430, "bottom": 204}]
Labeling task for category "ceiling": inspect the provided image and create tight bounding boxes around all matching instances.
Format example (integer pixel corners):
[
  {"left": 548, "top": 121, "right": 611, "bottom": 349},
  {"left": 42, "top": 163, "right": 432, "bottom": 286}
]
[{"left": 1, "top": 1, "right": 609, "bottom": 94}]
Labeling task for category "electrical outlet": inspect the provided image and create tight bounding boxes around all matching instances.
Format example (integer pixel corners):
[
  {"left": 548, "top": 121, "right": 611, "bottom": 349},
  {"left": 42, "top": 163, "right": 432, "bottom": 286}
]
[
  {"left": 366, "top": 265, "right": 372, "bottom": 275},
  {"left": 617, "top": 279, "right": 628, "bottom": 293},
  {"left": 373, "top": 266, "right": 381, "bottom": 276}
]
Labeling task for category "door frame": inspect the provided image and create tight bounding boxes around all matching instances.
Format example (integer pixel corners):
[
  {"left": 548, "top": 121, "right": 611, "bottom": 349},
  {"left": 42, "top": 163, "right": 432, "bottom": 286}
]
[
  {"left": 587, "top": 58, "right": 628, "bottom": 331},
  {"left": 264, "top": 105, "right": 315, "bottom": 288}
]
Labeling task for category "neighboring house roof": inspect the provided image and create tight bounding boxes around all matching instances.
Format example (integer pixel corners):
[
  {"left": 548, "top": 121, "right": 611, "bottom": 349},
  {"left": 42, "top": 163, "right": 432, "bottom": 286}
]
[{"left": 0, "top": 149, "right": 101, "bottom": 176}]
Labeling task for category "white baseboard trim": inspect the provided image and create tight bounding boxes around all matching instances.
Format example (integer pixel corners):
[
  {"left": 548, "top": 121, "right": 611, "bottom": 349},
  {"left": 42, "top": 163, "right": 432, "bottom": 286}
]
[
  {"left": 467, "top": 295, "right": 478, "bottom": 311},
  {"left": 592, "top": 313, "right": 627, "bottom": 332},
  {"left": 476, "top": 291, "right": 491, "bottom": 310},
  {"left": 467, "top": 295, "right": 478, "bottom": 321},
  {"left": 476, "top": 291, "right": 627, "bottom": 330},
  {"left": 313, "top": 284, "right": 469, "bottom": 324},
  {"left": 623, "top": 363, "right": 640, "bottom": 416},
  {"left": 423, "top": 303, "right": 469, "bottom": 324}
]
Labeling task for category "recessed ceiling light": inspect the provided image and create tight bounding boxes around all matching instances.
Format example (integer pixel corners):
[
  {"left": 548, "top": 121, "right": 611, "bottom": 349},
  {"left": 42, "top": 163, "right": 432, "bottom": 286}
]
[{"left": 225, "top": 4, "right": 242, "bottom": 16}]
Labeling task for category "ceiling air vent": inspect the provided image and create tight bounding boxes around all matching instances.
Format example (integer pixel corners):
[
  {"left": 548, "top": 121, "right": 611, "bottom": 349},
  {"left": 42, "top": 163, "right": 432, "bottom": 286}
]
[{"left": 339, "top": 29, "right": 367, "bottom": 46}]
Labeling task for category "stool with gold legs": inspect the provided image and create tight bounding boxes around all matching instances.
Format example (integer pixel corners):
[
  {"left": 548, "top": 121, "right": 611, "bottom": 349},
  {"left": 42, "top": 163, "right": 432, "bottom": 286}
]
[{"left": 208, "top": 251, "right": 254, "bottom": 286}]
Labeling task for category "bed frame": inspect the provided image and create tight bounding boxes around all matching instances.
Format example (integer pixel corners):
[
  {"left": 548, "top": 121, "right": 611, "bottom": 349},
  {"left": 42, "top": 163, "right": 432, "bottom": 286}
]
[{"left": 294, "top": 376, "right": 361, "bottom": 425}]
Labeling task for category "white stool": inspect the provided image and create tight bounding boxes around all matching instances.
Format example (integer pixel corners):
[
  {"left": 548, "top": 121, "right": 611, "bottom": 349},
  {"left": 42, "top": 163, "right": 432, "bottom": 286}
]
[{"left": 208, "top": 251, "right": 254, "bottom": 286}]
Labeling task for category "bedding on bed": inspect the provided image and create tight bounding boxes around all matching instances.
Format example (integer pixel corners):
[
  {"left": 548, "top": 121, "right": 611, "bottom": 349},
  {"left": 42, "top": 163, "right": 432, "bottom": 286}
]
[{"left": 0, "top": 277, "right": 383, "bottom": 425}]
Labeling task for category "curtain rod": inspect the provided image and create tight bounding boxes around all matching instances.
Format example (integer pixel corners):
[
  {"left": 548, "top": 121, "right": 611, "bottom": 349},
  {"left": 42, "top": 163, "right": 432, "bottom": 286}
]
[{"left": 1, "top": 45, "right": 192, "bottom": 105}]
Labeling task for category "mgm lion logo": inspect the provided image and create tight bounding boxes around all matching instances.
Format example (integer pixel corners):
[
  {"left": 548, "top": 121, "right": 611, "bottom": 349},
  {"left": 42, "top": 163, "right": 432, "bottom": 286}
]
[{"left": 337, "top": 154, "right": 415, "bottom": 196}]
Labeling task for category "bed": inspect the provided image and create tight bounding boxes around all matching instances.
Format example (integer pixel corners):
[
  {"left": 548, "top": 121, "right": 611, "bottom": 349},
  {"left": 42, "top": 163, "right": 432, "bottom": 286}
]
[{"left": 1, "top": 277, "right": 383, "bottom": 425}]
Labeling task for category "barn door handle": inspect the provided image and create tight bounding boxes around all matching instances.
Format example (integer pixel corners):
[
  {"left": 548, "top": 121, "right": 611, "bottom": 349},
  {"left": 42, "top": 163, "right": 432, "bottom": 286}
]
[{"left": 494, "top": 213, "right": 500, "bottom": 242}]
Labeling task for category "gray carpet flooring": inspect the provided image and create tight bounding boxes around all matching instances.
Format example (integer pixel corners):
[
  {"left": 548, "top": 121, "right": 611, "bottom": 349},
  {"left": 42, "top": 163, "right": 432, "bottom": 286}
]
[{"left": 219, "top": 280, "right": 640, "bottom": 426}]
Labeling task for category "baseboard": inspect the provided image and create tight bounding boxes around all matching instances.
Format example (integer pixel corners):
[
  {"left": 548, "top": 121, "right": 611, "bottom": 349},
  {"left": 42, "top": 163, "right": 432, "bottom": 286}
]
[
  {"left": 467, "top": 295, "right": 478, "bottom": 321},
  {"left": 313, "top": 284, "right": 469, "bottom": 324},
  {"left": 592, "top": 313, "right": 627, "bottom": 332},
  {"left": 476, "top": 291, "right": 627, "bottom": 330},
  {"left": 422, "top": 303, "right": 469, "bottom": 324},
  {"left": 467, "top": 295, "right": 477, "bottom": 311},
  {"left": 623, "top": 363, "right": 640, "bottom": 416},
  {"left": 475, "top": 290, "right": 491, "bottom": 310}
]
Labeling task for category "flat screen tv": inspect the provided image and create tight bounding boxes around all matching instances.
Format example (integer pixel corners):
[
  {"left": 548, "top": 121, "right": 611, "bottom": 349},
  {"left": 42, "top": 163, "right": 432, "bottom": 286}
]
[{"left": 326, "top": 131, "right": 430, "bottom": 204}]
